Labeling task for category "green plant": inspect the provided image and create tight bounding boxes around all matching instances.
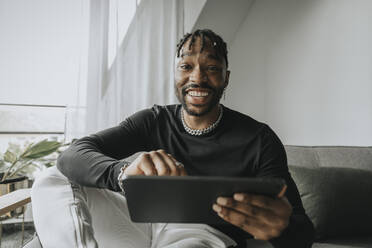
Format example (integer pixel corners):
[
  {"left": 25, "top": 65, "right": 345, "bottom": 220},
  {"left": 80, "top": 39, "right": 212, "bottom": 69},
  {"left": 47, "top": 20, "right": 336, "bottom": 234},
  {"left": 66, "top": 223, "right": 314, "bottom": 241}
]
[{"left": 0, "top": 139, "right": 66, "bottom": 182}]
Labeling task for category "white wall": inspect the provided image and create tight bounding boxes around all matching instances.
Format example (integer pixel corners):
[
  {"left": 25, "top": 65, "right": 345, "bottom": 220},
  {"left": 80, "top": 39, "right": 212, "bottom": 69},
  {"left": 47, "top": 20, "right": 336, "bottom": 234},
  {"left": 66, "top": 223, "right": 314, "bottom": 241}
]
[
  {"left": 192, "top": 0, "right": 253, "bottom": 46},
  {"left": 184, "top": 0, "right": 206, "bottom": 33},
  {"left": 226, "top": 0, "right": 372, "bottom": 146}
]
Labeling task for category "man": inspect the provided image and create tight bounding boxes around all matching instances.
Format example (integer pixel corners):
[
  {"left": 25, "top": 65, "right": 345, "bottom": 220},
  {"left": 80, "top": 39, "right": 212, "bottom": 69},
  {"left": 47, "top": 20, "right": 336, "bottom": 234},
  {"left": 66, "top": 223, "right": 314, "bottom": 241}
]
[{"left": 32, "top": 29, "right": 314, "bottom": 248}]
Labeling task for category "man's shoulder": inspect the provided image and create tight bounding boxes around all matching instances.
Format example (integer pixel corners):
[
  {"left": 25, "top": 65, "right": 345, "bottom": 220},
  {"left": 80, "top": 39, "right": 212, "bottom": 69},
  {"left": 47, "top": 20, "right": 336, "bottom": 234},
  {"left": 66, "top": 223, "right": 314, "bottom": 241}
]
[
  {"left": 128, "top": 104, "right": 179, "bottom": 120},
  {"left": 120, "top": 104, "right": 179, "bottom": 131},
  {"left": 223, "top": 106, "right": 282, "bottom": 152},
  {"left": 149, "top": 104, "right": 180, "bottom": 123},
  {"left": 223, "top": 105, "right": 267, "bottom": 132},
  {"left": 151, "top": 104, "right": 179, "bottom": 115}
]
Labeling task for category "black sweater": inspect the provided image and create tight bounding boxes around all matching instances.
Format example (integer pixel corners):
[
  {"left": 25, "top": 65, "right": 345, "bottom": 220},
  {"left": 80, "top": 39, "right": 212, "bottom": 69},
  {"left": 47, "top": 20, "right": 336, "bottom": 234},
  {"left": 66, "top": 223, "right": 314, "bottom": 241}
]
[{"left": 57, "top": 104, "right": 314, "bottom": 247}]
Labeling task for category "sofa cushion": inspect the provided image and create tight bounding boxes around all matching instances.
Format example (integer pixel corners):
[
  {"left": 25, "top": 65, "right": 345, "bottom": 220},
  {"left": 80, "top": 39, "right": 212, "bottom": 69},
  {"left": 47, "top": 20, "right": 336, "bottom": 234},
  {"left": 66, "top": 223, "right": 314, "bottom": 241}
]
[
  {"left": 285, "top": 146, "right": 319, "bottom": 168},
  {"left": 289, "top": 165, "right": 372, "bottom": 240},
  {"left": 314, "top": 147, "right": 372, "bottom": 171},
  {"left": 312, "top": 236, "right": 372, "bottom": 248},
  {"left": 285, "top": 146, "right": 372, "bottom": 171}
]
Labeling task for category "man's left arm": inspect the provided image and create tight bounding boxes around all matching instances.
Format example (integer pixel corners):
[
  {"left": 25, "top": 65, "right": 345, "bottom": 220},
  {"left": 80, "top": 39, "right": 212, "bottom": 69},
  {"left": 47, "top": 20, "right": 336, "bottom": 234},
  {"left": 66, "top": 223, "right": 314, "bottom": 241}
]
[
  {"left": 213, "top": 125, "right": 314, "bottom": 248},
  {"left": 254, "top": 125, "right": 314, "bottom": 248}
]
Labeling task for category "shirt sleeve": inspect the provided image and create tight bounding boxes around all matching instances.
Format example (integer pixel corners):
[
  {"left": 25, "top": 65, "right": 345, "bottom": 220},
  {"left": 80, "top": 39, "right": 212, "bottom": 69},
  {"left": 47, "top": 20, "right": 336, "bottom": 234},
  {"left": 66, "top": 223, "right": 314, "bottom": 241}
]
[
  {"left": 254, "top": 125, "right": 315, "bottom": 248},
  {"left": 57, "top": 108, "right": 157, "bottom": 192}
]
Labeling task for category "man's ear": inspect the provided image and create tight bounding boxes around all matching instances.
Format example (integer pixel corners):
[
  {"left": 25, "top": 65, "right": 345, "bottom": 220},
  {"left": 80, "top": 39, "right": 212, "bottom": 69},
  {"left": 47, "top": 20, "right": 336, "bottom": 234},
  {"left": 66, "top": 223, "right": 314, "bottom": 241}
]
[{"left": 224, "top": 70, "right": 230, "bottom": 88}]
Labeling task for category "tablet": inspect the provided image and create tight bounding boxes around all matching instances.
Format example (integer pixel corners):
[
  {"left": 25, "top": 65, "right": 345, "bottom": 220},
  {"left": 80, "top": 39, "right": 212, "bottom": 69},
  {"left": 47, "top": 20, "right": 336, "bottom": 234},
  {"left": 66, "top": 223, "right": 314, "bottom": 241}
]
[{"left": 121, "top": 176, "right": 285, "bottom": 224}]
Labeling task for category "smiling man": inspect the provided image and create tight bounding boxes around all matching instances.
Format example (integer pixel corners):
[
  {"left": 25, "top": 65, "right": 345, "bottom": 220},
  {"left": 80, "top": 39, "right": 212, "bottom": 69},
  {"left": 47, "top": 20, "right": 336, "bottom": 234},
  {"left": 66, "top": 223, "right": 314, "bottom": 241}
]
[{"left": 32, "top": 29, "right": 314, "bottom": 248}]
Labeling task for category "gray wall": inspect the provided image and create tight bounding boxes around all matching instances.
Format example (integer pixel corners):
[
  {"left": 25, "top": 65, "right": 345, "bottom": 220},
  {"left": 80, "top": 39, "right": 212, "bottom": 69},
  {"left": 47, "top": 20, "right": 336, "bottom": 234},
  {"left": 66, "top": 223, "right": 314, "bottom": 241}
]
[
  {"left": 222, "top": 0, "right": 372, "bottom": 146},
  {"left": 184, "top": 0, "right": 206, "bottom": 33}
]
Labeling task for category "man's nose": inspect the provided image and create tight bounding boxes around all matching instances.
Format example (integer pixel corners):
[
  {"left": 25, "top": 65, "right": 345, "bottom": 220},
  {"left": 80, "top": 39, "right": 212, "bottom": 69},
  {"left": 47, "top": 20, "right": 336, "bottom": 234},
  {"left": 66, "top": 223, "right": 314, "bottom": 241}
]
[{"left": 190, "top": 66, "right": 207, "bottom": 83}]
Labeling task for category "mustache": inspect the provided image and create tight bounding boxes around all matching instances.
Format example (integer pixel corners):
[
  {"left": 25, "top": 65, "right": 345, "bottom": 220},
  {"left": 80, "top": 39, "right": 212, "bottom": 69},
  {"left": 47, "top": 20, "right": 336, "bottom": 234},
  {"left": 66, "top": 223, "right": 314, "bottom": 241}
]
[{"left": 181, "top": 83, "right": 215, "bottom": 96}]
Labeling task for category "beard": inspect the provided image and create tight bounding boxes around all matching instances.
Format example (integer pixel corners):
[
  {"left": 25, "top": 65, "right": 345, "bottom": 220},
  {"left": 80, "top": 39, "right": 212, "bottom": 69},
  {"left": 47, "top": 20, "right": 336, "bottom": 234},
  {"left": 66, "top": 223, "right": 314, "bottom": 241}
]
[{"left": 175, "top": 82, "right": 224, "bottom": 117}]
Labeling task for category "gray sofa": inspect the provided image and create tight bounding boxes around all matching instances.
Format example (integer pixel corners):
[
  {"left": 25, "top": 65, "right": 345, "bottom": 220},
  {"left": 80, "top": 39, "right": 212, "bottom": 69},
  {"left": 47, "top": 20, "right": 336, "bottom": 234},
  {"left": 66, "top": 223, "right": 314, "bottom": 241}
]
[{"left": 285, "top": 146, "right": 372, "bottom": 248}]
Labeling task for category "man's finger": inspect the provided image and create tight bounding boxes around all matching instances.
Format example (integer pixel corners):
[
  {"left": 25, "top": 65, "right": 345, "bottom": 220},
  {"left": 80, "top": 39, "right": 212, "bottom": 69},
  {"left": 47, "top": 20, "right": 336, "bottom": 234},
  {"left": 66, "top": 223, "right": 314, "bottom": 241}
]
[
  {"left": 138, "top": 154, "right": 157, "bottom": 176},
  {"left": 167, "top": 153, "right": 187, "bottom": 176},
  {"left": 233, "top": 193, "right": 280, "bottom": 211},
  {"left": 212, "top": 204, "right": 273, "bottom": 240},
  {"left": 277, "top": 185, "right": 287, "bottom": 198},
  {"left": 216, "top": 197, "right": 279, "bottom": 226},
  {"left": 157, "top": 150, "right": 179, "bottom": 176},
  {"left": 149, "top": 151, "right": 170, "bottom": 176},
  {"left": 174, "top": 161, "right": 187, "bottom": 176},
  {"left": 179, "top": 166, "right": 187, "bottom": 176},
  {"left": 236, "top": 193, "right": 292, "bottom": 218}
]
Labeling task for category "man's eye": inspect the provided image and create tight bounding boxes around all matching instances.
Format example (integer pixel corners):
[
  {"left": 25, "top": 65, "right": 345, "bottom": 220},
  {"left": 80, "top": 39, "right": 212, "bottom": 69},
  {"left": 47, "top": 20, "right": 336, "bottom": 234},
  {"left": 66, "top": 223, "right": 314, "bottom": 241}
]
[
  {"left": 180, "top": 64, "right": 192, "bottom": 70},
  {"left": 208, "top": 66, "right": 220, "bottom": 72}
]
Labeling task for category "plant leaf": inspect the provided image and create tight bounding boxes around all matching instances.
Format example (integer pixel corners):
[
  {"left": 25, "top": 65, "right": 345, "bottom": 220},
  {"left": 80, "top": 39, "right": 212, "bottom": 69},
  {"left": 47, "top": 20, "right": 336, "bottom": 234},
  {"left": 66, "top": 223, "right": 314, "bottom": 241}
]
[
  {"left": 4, "top": 150, "right": 17, "bottom": 163},
  {"left": 44, "top": 162, "right": 56, "bottom": 168},
  {"left": 19, "top": 142, "right": 34, "bottom": 157},
  {"left": 14, "top": 163, "right": 38, "bottom": 177},
  {"left": 0, "top": 160, "right": 8, "bottom": 172},
  {"left": 21, "top": 140, "right": 62, "bottom": 159},
  {"left": 8, "top": 142, "right": 23, "bottom": 156}
]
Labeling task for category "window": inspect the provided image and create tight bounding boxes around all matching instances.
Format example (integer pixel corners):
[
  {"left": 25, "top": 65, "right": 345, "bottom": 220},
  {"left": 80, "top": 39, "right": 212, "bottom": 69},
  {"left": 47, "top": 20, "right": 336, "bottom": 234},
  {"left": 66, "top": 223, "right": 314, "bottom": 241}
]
[
  {"left": 0, "top": 0, "right": 138, "bottom": 161},
  {"left": 0, "top": 0, "right": 90, "bottom": 177}
]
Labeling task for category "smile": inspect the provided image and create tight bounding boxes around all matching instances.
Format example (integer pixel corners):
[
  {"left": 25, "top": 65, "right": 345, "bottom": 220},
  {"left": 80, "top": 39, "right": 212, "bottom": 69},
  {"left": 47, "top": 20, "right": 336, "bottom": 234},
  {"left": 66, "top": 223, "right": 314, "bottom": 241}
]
[{"left": 187, "top": 91, "right": 209, "bottom": 97}]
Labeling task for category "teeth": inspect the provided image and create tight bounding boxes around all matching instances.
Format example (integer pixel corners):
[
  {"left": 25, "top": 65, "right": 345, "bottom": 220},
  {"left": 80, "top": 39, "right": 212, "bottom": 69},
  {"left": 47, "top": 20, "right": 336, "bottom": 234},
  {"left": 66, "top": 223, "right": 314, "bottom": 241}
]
[{"left": 188, "top": 91, "right": 209, "bottom": 97}]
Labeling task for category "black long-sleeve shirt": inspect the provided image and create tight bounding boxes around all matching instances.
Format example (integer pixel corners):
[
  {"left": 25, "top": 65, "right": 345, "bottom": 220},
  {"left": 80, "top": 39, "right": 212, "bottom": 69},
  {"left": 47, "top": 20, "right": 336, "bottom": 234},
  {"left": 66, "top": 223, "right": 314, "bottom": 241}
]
[{"left": 57, "top": 104, "right": 314, "bottom": 247}]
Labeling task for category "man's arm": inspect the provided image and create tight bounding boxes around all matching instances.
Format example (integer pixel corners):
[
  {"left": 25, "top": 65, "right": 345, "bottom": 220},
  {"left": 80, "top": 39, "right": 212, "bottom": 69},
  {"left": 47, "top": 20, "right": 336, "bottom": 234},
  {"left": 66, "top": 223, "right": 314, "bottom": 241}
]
[
  {"left": 253, "top": 125, "right": 315, "bottom": 248},
  {"left": 213, "top": 125, "right": 314, "bottom": 247},
  {"left": 57, "top": 109, "right": 155, "bottom": 192}
]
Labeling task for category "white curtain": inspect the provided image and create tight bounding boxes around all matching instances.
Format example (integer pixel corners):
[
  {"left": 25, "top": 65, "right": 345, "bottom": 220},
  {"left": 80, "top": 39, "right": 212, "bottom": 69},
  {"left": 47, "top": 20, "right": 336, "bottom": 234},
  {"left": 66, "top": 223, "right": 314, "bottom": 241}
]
[
  {"left": 64, "top": 0, "right": 90, "bottom": 142},
  {"left": 83, "top": 0, "right": 184, "bottom": 135}
]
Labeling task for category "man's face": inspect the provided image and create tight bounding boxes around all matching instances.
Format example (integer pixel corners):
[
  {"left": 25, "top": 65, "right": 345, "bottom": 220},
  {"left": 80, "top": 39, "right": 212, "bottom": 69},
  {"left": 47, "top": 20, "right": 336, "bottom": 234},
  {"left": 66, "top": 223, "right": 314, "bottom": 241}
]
[{"left": 175, "top": 37, "right": 230, "bottom": 116}]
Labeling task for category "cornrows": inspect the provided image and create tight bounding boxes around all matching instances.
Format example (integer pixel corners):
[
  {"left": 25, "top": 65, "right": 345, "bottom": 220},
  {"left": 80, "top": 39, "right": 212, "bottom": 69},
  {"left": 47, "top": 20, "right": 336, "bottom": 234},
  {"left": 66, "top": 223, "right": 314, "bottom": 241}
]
[{"left": 176, "top": 29, "right": 229, "bottom": 68}]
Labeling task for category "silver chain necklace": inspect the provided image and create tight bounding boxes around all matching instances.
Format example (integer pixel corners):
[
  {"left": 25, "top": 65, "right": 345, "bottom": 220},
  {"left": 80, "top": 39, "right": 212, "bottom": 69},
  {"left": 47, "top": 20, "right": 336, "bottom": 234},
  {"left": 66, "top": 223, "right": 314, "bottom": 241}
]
[{"left": 181, "top": 106, "right": 223, "bottom": 136}]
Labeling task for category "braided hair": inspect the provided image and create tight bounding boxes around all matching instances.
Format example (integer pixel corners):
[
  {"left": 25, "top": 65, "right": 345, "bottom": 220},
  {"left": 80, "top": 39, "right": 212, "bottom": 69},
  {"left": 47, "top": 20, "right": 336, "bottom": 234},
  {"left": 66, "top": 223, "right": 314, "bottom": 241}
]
[{"left": 176, "top": 29, "right": 228, "bottom": 68}]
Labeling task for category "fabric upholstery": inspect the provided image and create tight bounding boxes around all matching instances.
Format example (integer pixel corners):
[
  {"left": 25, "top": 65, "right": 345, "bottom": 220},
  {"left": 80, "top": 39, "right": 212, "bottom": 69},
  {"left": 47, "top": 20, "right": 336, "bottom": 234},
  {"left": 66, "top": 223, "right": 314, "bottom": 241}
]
[
  {"left": 315, "top": 147, "right": 372, "bottom": 171},
  {"left": 285, "top": 146, "right": 319, "bottom": 168},
  {"left": 285, "top": 145, "right": 372, "bottom": 246},
  {"left": 312, "top": 236, "right": 372, "bottom": 248},
  {"left": 289, "top": 165, "right": 372, "bottom": 239},
  {"left": 285, "top": 146, "right": 372, "bottom": 171}
]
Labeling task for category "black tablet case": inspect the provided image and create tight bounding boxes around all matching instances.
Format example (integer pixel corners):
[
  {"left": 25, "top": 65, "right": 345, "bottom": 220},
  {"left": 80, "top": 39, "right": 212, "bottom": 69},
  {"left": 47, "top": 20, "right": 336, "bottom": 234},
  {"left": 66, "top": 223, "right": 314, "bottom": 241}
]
[{"left": 122, "top": 176, "right": 285, "bottom": 224}]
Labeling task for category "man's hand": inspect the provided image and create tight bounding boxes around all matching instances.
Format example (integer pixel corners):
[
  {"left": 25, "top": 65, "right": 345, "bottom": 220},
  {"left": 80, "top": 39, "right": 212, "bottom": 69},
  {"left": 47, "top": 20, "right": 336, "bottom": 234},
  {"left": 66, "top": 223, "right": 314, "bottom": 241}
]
[
  {"left": 212, "top": 186, "right": 292, "bottom": 241},
  {"left": 124, "top": 150, "right": 187, "bottom": 176}
]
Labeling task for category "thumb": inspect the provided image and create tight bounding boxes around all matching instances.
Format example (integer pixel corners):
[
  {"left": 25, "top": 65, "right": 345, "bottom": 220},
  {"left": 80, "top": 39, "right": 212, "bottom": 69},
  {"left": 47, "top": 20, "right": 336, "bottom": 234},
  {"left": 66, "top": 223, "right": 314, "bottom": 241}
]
[{"left": 277, "top": 184, "right": 287, "bottom": 198}]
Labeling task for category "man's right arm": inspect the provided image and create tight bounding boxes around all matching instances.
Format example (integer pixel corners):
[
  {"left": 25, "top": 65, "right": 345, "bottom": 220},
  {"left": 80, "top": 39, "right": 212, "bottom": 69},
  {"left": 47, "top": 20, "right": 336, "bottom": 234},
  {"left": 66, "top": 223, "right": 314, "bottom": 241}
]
[{"left": 57, "top": 109, "right": 156, "bottom": 192}]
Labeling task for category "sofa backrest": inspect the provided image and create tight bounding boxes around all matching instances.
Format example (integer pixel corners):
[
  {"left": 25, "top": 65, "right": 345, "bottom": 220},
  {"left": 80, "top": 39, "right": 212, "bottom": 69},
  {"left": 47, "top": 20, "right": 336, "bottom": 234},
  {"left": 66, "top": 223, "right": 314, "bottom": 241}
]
[
  {"left": 284, "top": 146, "right": 372, "bottom": 171},
  {"left": 284, "top": 145, "right": 372, "bottom": 240}
]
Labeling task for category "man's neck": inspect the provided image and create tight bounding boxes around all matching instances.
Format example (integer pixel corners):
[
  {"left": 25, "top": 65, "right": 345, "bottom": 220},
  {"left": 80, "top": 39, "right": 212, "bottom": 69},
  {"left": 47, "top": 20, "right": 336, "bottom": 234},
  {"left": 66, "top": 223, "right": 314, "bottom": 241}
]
[{"left": 182, "top": 105, "right": 221, "bottom": 130}]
